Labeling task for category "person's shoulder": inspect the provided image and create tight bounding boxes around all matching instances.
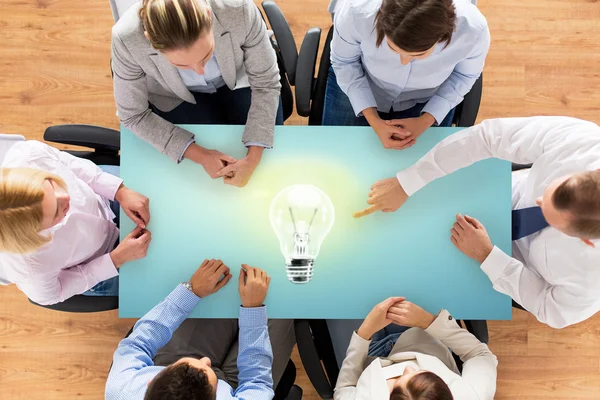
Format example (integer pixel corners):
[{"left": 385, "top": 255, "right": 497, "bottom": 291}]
[
  {"left": 112, "top": 3, "right": 145, "bottom": 43},
  {"left": 208, "top": 0, "right": 247, "bottom": 14},
  {"left": 3, "top": 140, "right": 52, "bottom": 167},
  {"left": 337, "top": 0, "right": 381, "bottom": 20},
  {"left": 453, "top": 0, "right": 488, "bottom": 36}
]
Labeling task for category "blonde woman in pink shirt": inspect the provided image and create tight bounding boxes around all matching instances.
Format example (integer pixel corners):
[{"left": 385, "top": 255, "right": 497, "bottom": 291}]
[{"left": 0, "top": 140, "right": 151, "bottom": 305}]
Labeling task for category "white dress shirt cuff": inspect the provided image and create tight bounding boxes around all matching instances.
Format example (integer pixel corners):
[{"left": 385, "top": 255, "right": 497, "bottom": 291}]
[
  {"left": 422, "top": 95, "right": 454, "bottom": 126},
  {"left": 178, "top": 138, "right": 196, "bottom": 163},
  {"left": 96, "top": 173, "right": 124, "bottom": 201},
  {"left": 396, "top": 166, "right": 427, "bottom": 197},
  {"left": 89, "top": 253, "right": 120, "bottom": 283},
  {"left": 480, "top": 246, "right": 513, "bottom": 284}
]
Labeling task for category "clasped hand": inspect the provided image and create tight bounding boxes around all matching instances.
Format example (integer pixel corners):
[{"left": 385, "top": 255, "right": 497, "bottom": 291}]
[{"left": 357, "top": 297, "right": 436, "bottom": 340}]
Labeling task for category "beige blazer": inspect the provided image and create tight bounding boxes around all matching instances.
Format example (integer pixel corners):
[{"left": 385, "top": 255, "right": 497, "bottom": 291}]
[
  {"left": 111, "top": 0, "right": 281, "bottom": 162},
  {"left": 334, "top": 310, "right": 498, "bottom": 400}
]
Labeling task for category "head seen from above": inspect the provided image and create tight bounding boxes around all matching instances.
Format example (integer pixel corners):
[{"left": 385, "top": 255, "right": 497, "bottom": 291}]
[
  {"left": 0, "top": 167, "right": 71, "bottom": 254},
  {"left": 140, "top": 0, "right": 214, "bottom": 75},
  {"left": 375, "top": 0, "right": 456, "bottom": 65},
  {"left": 389, "top": 368, "right": 453, "bottom": 399},
  {"left": 539, "top": 170, "right": 600, "bottom": 244},
  {"left": 145, "top": 357, "right": 218, "bottom": 400}
]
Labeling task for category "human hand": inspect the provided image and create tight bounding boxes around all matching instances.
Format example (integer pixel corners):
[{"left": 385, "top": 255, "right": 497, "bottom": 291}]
[
  {"left": 353, "top": 178, "right": 409, "bottom": 218},
  {"left": 357, "top": 297, "right": 405, "bottom": 340},
  {"left": 386, "top": 113, "right": 435, "bottom": 143},
  {"left": 371, "top": 117, "right": 415, "bottom": 150},
  {"left": 110, "top": 226, "right": 151, "bottom": 268},
  {"left": 387, "top": 300, "right": 436, "bottom": 329},
  {"left": 217, "top": 147, "right": 262, "bottom": 187},
  {"left": 238, "top": 264, "right": 271, "bottom": 308},
  {"left": 189, "top": 259, "right": 232, "bottom": 298},
  {"left": 184, "top": 144, "right": 238, "bottom": 179},
  {"left": 115, "top": 185, "right": 150, "bottom": 228},
  {"left": 450, "top": 214, "right": 494, "bottom": 264}
]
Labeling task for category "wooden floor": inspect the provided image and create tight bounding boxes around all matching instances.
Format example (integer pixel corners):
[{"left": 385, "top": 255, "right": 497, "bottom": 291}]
[{"left": 1, "top": 0, "right": 600, "bottom": 399}]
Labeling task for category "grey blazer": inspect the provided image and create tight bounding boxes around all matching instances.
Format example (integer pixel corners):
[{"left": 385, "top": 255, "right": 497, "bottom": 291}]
[{"left": 111, "top": 0, "right": 281, "bottom": 162}]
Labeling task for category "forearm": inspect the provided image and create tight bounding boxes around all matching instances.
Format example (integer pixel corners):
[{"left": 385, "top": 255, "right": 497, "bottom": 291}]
[
  {"left": 235, "top": 307, "right": 274, "bottom": 397},
  {"left": 481, "top": 247, "right": 584, "bottom": 329},
  {"left": 334, "top": 332, "right": 370, "bottom": 392}
]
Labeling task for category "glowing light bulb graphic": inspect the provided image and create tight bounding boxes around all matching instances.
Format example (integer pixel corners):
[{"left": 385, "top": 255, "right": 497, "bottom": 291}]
[{"left": 269, "top": 184, "right": 335, "bottom": 284}]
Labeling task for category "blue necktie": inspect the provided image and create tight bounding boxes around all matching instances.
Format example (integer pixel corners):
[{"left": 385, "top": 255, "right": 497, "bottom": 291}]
[{"left": 512, "top": 206, "right": 549, "bottom": 240}]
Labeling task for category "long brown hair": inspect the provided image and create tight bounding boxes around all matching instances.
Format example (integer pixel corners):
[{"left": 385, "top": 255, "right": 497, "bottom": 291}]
[
  {"left": 375, "top": 0, "right": 456, "bottom": 52},
  {"left": 139, "top": 0, "right": 212, "bottom": 51},
  {"left": 390, "top": 371, "right": 453, "bottom": 400}
]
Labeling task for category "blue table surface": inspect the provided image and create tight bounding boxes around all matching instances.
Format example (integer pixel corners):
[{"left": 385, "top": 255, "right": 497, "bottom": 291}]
[{"left": 119, "top": 125, "right": 512, "bottom": 320}]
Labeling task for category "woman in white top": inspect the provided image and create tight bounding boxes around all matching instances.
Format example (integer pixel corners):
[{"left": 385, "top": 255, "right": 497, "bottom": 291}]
[
  {"left": 0, "top": 140, "right": 151, "bottom": 305},
  {"left": 335, "top": 297, "right": 497, "bottom": 399}
]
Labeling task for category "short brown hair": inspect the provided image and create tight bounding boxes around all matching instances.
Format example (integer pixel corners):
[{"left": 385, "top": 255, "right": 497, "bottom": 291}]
[
  {"left": 375, "top": 0, "right": 456, "bottom": 52},
  {"left": 140, "top": 0, "right": 212, "bottom": 51},
  {"left": 0, "top": 168, "right": 67, "bottom": 254},
  {"left": 390, "top": 371, "right": 453, "bottom": 400},
  {"left": 552, "top": 171, "right": 600, "bottom": 239},
  {"left": 145, "top": 362, "right": 216, "bottom": 400}
]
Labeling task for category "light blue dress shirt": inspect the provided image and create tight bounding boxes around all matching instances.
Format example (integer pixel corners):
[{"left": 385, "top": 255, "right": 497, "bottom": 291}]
[
  {"left": 105, "top": 284, "right": 274, "bottom": 400},
  {"left": 177, "top": 55, "right": 226, "bottom": 94},
  {"left": 331, "top": 0, "right": 490, "bottom": 124}
]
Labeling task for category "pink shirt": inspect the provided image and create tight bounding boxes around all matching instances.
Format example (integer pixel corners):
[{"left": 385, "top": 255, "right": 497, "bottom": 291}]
[{"left": 0, "top": 141, "right": 123, "bottom": 305}]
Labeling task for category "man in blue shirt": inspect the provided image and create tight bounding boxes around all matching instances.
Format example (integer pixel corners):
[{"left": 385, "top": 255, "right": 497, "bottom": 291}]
[{"left": 105, "top": 259, "right": 294, "bottom": 399}]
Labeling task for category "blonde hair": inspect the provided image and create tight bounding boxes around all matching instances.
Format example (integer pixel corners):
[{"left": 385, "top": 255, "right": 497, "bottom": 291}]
[
  {"left": 0, "top": 168, "right": 67, "bottom": 254},
  {"left": 140, "top": 0, "right": 212, "bottom": 51}
]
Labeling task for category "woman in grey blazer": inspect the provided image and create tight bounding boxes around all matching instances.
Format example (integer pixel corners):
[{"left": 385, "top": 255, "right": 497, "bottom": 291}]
[{"left": 111, "top": 0, "right": 283, "bottom": 187}]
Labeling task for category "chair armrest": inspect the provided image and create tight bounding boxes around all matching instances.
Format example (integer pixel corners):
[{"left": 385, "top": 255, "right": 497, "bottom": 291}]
[
  {"left": 296, "top": 27, "right": 321, "bottom": 117},
  {"left": 512, "top": 163, "right": 532, "bottom": 171},
  {"left": 261, "top": 1, "right": 298, "bottom": 85},
  {"left": 44, "top": 124, "right": 120, "bottom": 152},
  {"left": 454, "top": 74, "right": 483, "bottom": 127},
  {"left": 308, "top": 26, "right": 334, "bottom": 126},
  {"left": 29, "top": 295, "right": 119, "bottom": 313},
  {"left": 295, "top": 320, "right": 336, "bottom": 399},
  {"left": 462, "top": 319, "right": 489, "bottom": 344}
]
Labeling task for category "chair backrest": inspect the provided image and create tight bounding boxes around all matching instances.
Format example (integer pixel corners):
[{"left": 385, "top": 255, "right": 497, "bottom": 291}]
[
  {"left": 109, "top": 0, "right": 140, "bottom": 22},
  {"left": 0, "top": 134, "right": 25, "bottom": 165}
]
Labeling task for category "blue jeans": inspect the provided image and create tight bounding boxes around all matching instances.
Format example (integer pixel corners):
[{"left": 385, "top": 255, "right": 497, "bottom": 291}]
[
  {"left": 322, "top": 67, "right": 455, "bottom": 127},
  {"left": 152, "top": 86, "right": 284, "bottom": 126},
  {"left": 368, "top": 325, "right": 409, "bottom": 357},
  {"left": 82, "top": 164, "right": 121, "bottom": 297}
]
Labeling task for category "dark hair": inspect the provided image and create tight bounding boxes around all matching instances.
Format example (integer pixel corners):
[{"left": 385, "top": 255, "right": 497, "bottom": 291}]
[
  {"left": 375, "top": 0, "right": 456, "bottom": 52},
  {"left": 390, "top": 371, "right": 453, "bottom": 400},
  {"left": 552, "top": 171, "right": 600, "bottom": 239},
  {"left": 145, "top": 362, "right": 216, "bottom": 400}
]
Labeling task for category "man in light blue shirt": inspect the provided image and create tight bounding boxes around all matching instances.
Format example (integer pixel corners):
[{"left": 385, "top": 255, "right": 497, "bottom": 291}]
[
  {"left": 105, "top": 259, "right": 294, "bottom": 400},
  {"left": 323, "top": 0, "right": 490, "bottom": 150}
]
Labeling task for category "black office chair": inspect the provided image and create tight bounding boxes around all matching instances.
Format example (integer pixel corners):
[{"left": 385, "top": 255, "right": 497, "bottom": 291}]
[
  {"left": 107, "top": 326, "right": 303, "bottom": 399},
  {"left": 261, "top": 1, "right": 484, "bottom": 127},
  {"left": 294, "top": 318, "right": 489, "bottom": 399},
  {"left": 27, "top": 124, "right": 121, "bottom": 313}
]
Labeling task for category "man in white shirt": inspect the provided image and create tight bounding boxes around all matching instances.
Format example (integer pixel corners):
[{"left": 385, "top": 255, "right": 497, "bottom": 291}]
[{"left": 354, "top": 117, "right": 600, "bottom": 329}]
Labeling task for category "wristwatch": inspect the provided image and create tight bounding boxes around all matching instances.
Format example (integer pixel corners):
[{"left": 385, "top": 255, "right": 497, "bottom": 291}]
[{"left": 182, "top": 281, "right": 193, "bottom": 292}]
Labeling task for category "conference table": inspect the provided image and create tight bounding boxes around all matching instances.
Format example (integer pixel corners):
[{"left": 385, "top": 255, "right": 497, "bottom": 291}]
[{"left": 119, "top": 125, "right": 512, "bottom": 320}]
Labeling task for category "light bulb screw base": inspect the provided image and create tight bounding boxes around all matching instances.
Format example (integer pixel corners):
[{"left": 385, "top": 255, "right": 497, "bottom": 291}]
[{"left": 286, "top": 258, "right": 314, "bottom": 284}]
